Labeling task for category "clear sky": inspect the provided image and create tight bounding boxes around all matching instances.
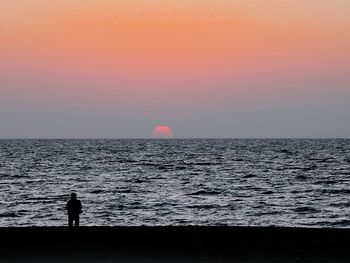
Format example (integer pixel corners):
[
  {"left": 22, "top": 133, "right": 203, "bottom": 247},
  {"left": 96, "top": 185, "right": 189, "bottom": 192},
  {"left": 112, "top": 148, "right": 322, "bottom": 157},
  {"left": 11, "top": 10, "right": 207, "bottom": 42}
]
[{"left": 1, "top": 1, "right": 349, "bottom": 138}]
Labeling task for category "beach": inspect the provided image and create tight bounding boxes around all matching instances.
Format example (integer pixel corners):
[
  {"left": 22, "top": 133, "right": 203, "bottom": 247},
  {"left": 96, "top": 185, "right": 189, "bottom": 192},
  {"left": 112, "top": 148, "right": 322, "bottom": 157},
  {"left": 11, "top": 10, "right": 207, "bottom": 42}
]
[{"left": 1, "top": 226, "right": 349, "bottom": 262}]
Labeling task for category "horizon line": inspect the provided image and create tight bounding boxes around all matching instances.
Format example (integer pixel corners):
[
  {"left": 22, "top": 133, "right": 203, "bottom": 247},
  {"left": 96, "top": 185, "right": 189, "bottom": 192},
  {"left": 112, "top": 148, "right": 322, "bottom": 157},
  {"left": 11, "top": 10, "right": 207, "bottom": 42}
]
[{"left": 0, "top": 137, "right": 349, "bottom": 140}]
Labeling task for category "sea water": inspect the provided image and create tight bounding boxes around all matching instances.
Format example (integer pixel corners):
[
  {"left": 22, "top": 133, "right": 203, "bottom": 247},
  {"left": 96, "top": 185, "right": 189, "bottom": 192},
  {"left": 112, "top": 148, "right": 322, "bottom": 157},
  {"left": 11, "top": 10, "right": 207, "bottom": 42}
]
[{"left": 0, "top": 139, "right": 349, "bottom": 227}]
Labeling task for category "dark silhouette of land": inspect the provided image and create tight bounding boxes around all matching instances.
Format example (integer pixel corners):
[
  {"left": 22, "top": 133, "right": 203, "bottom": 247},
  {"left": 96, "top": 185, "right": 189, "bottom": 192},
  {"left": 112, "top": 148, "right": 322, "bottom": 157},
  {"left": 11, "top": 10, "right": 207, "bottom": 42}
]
[
  {"left": 1, "top": 226, "right": 349, "bottom": 262},
  {"left": 66, "top": 193, "right": 82, "bottom": 227}
]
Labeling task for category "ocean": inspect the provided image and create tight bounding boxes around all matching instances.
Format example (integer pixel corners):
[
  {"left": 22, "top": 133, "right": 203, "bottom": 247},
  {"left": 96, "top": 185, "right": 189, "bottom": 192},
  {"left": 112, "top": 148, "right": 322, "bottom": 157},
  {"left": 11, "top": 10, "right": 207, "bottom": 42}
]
[{"left": 0, "top": 139, "right": 349, "bottom": 227}]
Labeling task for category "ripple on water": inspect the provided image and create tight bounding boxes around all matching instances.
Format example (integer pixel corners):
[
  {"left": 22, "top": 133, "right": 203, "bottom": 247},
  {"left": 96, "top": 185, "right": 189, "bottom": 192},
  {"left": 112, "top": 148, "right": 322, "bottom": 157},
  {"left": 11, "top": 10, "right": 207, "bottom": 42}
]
[
  {"left": 294, "top": 207, "right": 320, "bottom": 214},
  {"left": 0, "top": 139, "right": 350, "bottom": 227}
]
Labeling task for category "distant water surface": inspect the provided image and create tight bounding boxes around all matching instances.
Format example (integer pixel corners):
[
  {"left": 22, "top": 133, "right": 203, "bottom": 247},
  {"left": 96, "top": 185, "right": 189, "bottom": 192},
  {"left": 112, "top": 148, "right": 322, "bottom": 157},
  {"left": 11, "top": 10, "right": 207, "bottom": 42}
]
[{"left": 0, "top": 139, "right": 349, "bottom": 227}]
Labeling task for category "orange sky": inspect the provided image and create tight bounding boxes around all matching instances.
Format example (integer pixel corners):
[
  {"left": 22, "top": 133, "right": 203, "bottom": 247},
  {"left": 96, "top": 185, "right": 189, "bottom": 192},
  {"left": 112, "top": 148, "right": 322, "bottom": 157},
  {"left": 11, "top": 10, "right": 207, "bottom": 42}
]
[{"left": 0, "top": 1, "right": 349, "bottom": 137}]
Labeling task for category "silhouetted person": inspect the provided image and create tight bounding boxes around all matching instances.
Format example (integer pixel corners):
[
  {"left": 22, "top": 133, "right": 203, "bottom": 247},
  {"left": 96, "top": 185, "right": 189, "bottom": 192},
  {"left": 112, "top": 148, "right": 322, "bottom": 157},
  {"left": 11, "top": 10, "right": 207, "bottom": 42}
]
[{"left": 66, "top": 193, "right": 82, "bottom": 227}]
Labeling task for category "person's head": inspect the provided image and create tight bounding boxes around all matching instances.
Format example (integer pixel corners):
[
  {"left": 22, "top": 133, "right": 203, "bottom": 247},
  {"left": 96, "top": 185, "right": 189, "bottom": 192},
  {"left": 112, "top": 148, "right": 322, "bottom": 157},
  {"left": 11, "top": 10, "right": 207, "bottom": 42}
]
[{"left": 71, "top": 193, "right": 77, "bottom": 200}]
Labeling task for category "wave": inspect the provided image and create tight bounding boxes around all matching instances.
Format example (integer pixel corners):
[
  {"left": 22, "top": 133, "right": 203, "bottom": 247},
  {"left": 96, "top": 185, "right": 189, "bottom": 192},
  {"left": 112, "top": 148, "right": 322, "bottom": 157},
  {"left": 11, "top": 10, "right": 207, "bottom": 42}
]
[
  {"left": 184, "top": 162, "right": 221, "bottom": 166},
  {"left": 0, "top": 212, "right": 18, "bottom": 218},
  {"left": 187, "top": 189, "right": 224, "bottom": 196},
  {"left": 294, "top": 207, "right": 320, "bottom": 214},
  {"left": 328, "top": 219, "right": 350, "bottom": 226},
  {"left": 242, "top": 174, "right": 256, "bottom": 179},
  {"left": 185, "top": 204, "right": 219, "bottom": 209},
  {"left": 279, "top": 149, "right": 295, "bottom": 155},
  {"left": 295, "top": 175, "right": 308, "bottom": 180},
  {"left": 330, "top": 202, "right": 350, "bottom": 208},
  {"left": 262, "top": 190, "right": 274, "bottom": 195},
  {"left": 315, "top": 180, "right": 338, "bottom": 185},
  {"left": 302, "top": 165, "right": 318, "bottom": 171},
  {"left": 308, "top": 157, "right": 335, "bottom": 163},
  {"left": 115, "top": 188, "right": 133, "bottom": 193},
  {"left": 157, "top": 165, "right": 174, "bottom": 170},
  {"left": 321, "top": 189, "right": 350, "bottom": 195},
  {"left": 90, "top": 189, "right": 105, "bottom": 194}
]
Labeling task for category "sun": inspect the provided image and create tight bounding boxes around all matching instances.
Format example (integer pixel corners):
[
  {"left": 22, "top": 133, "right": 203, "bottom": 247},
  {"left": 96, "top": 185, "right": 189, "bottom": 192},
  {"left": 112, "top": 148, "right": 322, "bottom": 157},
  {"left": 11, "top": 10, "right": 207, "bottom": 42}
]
[{"left": 151, "top": 125, "right": 174, "bottom": 138}]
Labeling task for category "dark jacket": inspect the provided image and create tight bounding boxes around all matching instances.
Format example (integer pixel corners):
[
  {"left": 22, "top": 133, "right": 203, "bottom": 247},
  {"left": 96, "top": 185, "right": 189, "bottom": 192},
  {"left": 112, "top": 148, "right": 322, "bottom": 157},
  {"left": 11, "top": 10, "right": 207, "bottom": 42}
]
[{"left": 66, "top": 199, "right": 82, "bottom": 216}]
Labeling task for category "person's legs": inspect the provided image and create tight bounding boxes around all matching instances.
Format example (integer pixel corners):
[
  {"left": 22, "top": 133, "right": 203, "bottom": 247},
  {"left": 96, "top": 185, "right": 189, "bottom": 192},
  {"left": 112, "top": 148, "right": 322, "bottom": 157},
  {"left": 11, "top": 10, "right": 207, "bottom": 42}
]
[
  {"left": 68, "top": 215, "right": 73, "bottom": 227},
  {"left": 75, "top": 215, "right": 80, "bottom": 227}
]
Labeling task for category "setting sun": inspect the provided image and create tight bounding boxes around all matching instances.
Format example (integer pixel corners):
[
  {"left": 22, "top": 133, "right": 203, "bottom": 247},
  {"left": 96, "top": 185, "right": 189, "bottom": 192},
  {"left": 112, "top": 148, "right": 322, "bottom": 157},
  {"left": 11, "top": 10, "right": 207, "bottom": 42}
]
[{"left": 151, "top": 125, "right": 174, "bottom": 138}]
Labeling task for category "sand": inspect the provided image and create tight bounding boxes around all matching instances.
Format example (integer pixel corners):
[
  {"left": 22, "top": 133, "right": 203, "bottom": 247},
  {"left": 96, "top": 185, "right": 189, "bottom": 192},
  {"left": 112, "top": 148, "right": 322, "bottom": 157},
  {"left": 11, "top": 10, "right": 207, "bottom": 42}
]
[{"left": 1, "top": 226, "right": 349, "bottom": 262}]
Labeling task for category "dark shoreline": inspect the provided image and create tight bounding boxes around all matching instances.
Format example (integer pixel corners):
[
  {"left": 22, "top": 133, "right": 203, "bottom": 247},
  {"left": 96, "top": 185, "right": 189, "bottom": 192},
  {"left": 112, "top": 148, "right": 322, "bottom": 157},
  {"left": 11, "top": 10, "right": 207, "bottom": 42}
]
[{"left": 1, "top": 226, "right": 350, "bottom": 262}]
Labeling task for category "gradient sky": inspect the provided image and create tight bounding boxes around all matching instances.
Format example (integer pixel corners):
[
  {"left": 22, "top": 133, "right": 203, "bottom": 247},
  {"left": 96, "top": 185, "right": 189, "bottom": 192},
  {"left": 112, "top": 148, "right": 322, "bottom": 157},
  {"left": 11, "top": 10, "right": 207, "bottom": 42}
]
[{"left": 1, "top": 0, "right": 349, "bottom": 138}]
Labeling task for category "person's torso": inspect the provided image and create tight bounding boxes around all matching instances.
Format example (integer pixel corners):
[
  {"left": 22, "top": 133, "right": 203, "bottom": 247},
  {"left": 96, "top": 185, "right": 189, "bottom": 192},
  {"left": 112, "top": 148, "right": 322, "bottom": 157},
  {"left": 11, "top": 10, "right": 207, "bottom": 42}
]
[{"left": 67, "top": 200, "right": 81, "bottom": 214}]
